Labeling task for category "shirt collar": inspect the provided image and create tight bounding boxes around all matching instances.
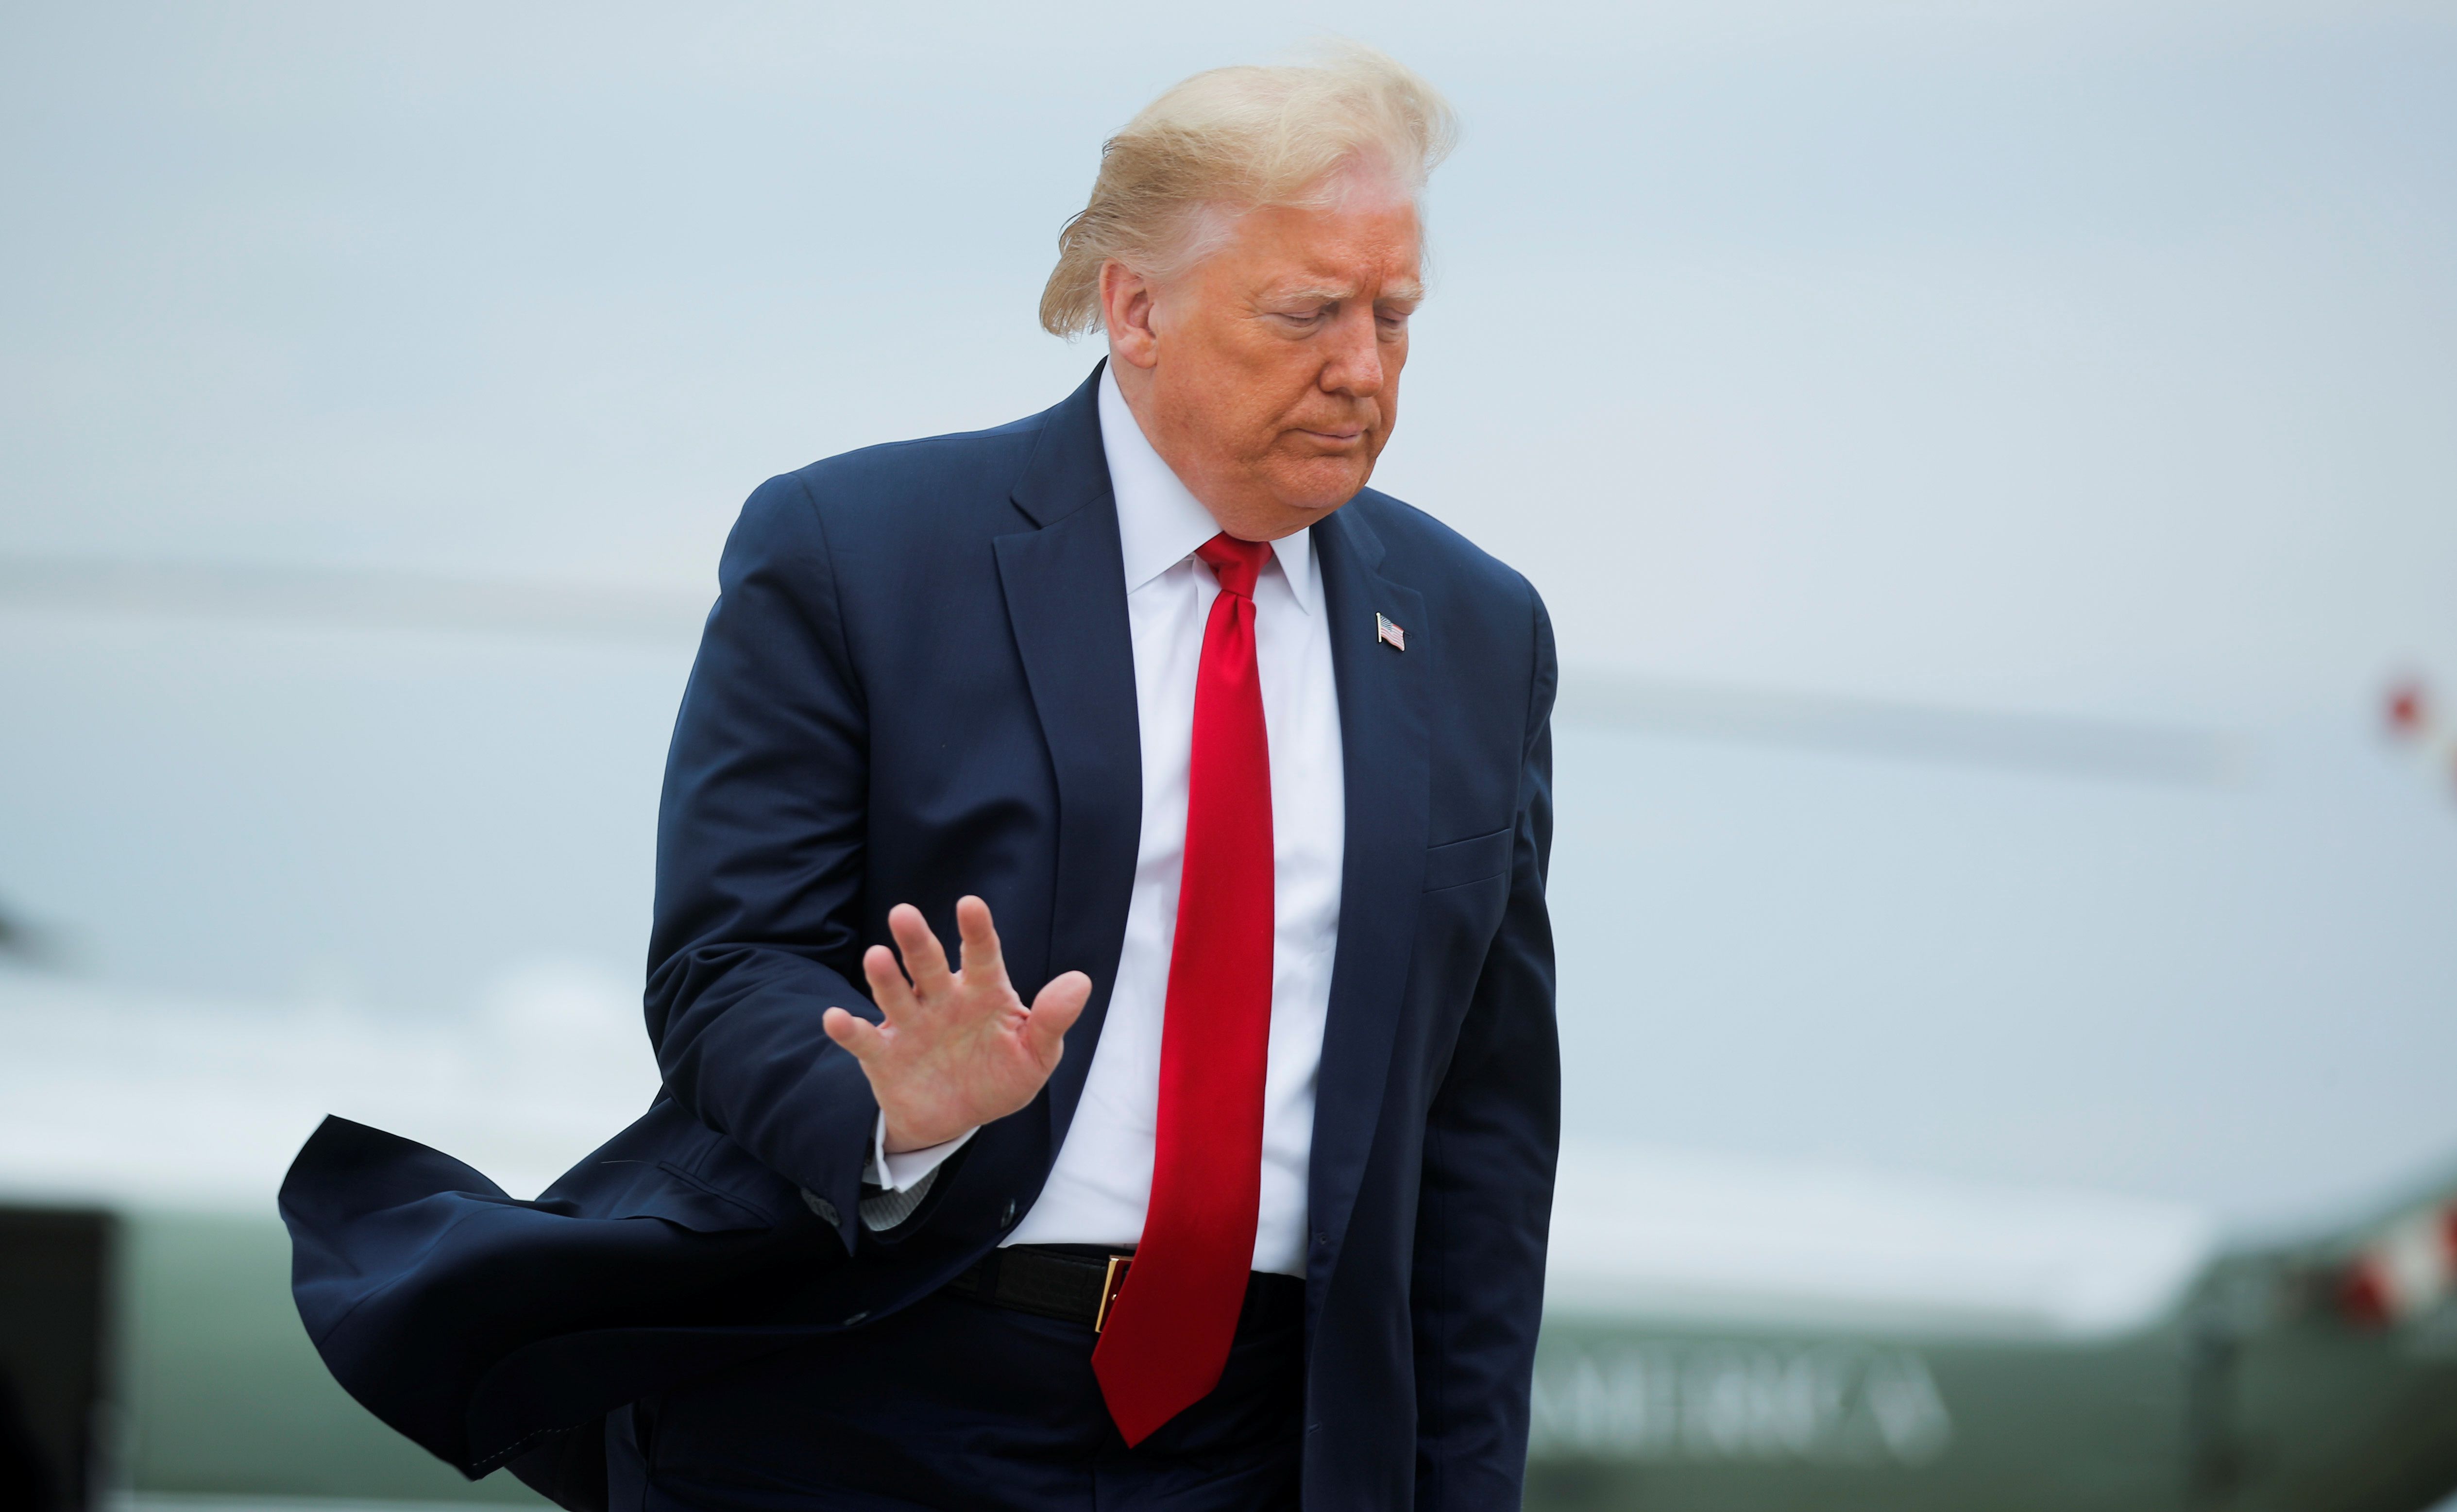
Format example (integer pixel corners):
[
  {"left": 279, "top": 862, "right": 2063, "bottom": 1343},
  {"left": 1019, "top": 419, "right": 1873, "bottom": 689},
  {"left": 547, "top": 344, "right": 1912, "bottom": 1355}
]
[{"left": 1099, "top": 363, "right": 1315, "bottom": 614}]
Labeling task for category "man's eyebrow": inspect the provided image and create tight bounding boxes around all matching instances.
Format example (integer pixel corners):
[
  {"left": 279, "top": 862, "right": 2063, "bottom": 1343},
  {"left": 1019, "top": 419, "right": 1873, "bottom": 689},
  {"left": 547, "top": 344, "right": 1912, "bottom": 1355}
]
[
  {"left": 1269, "top": 284, "right": 1355, "bottom": 305},
  {"left": 1269, "top": 279, "right": 1426, "bottom": 306}
]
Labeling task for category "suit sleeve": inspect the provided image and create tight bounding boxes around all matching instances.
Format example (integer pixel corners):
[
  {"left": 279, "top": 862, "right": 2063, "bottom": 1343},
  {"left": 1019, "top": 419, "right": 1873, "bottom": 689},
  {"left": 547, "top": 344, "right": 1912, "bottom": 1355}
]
[
  {"left": 644, "top": 472, "right": 880, "bottom": 1254},
  {"left": 1412, "top": 583, "right": 1560, "bottom": 1510}
]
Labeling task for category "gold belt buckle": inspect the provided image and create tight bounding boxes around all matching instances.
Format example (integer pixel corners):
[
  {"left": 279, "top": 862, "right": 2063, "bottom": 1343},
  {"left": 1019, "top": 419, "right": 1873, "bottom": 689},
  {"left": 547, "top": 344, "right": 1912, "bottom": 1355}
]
[{"left": 1094, "top": 1254, "right": 1134, "bottom": 1333}]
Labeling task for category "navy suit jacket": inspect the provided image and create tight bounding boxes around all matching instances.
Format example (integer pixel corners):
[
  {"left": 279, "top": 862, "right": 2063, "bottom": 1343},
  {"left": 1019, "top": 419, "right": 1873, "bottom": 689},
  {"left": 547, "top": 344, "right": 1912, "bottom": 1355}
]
[{"left": 281, "top": 366, "right": 1559, "bottom": 1510}]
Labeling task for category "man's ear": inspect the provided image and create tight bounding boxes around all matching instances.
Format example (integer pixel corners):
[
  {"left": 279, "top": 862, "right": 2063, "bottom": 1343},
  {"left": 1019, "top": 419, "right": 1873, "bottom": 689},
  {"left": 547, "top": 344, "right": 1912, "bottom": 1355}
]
[{"left": 1099, "top": 260, "right": 1160, "bottom": 371}]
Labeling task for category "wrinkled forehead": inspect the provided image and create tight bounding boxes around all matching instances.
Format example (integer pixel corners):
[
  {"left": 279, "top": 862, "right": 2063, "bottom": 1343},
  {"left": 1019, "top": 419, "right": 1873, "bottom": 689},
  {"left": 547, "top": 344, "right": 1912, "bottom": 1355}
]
[{"left": 1218, "top": 197, "right": 1425, "bottom": 302}]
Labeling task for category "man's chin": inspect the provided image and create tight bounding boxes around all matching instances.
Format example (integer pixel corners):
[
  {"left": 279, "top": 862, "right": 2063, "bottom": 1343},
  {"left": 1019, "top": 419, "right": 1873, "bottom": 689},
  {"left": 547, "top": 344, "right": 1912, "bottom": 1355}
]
[{"left": 1264, "top": 462, "right": 1374, "bottom": 514}]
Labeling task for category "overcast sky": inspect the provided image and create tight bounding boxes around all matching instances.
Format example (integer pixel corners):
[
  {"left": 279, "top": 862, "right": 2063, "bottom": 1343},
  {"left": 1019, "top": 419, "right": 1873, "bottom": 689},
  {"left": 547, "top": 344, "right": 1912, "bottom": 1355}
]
[{"left": 4, "top": 0, "right": 2450, "bottom": 725}]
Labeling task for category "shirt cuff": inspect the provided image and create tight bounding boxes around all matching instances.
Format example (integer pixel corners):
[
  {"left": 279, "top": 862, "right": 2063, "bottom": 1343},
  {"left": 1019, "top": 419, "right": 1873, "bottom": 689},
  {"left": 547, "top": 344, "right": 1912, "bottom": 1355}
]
[{"left": 863, "top": 1111, "right": 977, "bottom": 1193}]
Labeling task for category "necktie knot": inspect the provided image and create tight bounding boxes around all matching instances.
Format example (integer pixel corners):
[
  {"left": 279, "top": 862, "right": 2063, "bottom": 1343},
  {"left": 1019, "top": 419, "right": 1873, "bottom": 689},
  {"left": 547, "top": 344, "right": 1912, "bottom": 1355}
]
[{"left": 1194, "top": 533, "right": 1271, "bottom": 600}]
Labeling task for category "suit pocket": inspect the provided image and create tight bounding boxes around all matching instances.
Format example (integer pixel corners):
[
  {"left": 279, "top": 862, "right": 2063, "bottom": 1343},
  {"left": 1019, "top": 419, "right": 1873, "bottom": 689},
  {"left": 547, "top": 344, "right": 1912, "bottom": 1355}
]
[
  {"left": 575, "top": 1099, "right": 807, "bottom": 1233},
  {"left": 581, "top": 1160, "right": 779, "bottom": 1233},
  {"left": 1423, "top": 826, "right": 1513, "bottom": 892}
]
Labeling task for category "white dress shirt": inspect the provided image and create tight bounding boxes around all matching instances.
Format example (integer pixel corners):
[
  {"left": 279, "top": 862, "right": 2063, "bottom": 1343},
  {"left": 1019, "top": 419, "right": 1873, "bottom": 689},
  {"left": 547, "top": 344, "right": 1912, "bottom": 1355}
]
[{"left": 860, "top": 365, "right": 1345, "bottom": 1277}]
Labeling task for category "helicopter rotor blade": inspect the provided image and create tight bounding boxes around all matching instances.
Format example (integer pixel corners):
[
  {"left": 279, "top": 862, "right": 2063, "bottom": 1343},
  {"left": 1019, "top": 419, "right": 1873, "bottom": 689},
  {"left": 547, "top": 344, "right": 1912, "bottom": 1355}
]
[{"left": 0, "top": 554, "right": 2237, "bottom": 785}]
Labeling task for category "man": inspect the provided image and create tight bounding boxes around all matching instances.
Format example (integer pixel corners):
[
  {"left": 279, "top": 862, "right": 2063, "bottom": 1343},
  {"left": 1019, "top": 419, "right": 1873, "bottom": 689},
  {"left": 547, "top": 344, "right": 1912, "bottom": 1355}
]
[{"left": 283, "top": 44, "right": 1557, "bottom": 1512}]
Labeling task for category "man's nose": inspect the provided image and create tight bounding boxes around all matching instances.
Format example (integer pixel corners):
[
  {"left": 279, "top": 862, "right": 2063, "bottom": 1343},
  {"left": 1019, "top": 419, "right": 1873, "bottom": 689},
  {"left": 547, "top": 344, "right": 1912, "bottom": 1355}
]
[{"left": 1317, "top": 306, "right": 1385, "bottom": 398}]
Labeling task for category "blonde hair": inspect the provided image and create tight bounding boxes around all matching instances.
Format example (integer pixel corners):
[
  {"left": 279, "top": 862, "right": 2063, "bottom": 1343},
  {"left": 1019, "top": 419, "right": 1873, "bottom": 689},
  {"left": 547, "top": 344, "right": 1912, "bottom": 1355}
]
[{"left": 1038, "top": 41, "right": 1457, "bottom": 338}]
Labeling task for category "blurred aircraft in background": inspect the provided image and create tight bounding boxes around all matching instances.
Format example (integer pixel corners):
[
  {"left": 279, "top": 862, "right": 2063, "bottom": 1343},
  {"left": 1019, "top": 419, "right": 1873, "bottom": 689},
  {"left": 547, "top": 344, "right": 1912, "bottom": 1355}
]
[
  {"left": 1, "top": 562, "right": 2454, "bottom": 1512},
  {"left": 3, "top": 961, "right": 2456, "bottom": 1512}
]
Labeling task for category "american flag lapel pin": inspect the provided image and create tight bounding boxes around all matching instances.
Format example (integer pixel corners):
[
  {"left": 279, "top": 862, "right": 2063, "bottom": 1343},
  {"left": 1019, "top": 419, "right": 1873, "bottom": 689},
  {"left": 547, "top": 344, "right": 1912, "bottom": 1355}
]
[{"left": 1375, "top": 612, "right": 1406, "bottom": 652}]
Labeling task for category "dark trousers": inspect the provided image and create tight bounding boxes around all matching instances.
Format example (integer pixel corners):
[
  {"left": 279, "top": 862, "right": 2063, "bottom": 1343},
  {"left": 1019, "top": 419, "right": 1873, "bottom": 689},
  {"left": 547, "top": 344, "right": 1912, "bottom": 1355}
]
[{"left": 606, "top": 1272, "right": 1305, "bottom": 1512}]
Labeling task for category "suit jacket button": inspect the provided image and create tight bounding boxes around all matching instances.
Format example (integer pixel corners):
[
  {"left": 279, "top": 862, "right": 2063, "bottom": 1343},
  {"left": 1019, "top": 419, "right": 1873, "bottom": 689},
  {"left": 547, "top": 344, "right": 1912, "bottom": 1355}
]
[
  {"left": 1000, "top": 1201, "right": 1017, "bottom": 1227},
  {"left": 843, "top": 1310, "right": 869, "bottom": 1326}
]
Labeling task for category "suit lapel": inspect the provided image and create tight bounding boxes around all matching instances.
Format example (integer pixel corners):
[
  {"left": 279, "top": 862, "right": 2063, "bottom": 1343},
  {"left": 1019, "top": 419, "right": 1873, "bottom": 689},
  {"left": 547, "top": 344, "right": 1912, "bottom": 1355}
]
[
  {"left": 995, "top": 367, "right": 1145, "bottom": 1151},
  {"left": 1308, "top": 503, "right": 1431, "bottom": 1272}
]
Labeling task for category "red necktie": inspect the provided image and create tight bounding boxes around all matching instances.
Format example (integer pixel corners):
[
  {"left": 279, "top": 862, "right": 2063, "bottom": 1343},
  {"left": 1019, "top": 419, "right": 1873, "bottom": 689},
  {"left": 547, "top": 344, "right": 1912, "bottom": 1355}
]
[{"left": 1091, "top": 533, "right": 1277, "bottom": 1445}]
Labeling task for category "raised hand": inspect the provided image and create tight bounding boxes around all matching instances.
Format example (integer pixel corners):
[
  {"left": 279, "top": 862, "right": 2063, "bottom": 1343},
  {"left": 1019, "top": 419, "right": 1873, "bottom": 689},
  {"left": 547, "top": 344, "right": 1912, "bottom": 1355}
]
[{"left": 821, "top": 896, "right": 1092, "bottom": 1153}]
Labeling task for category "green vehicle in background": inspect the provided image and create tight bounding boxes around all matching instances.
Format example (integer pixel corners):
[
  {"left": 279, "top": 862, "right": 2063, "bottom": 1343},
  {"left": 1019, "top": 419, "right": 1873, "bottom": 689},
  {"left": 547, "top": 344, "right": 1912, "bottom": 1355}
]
[
  {"left": 1525, "top": 1181, "right": 2457, "bottom": 1511},
  {"left": 5, "top": 1041, "right": 2455, "bottom": 1512}
]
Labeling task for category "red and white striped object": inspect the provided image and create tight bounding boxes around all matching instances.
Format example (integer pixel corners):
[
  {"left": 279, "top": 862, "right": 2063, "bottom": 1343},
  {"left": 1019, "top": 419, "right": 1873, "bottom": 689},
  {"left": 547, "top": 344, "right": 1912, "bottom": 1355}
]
[{"left": 2338, "top": 1202, "right": 2457, "bottom": 1326}]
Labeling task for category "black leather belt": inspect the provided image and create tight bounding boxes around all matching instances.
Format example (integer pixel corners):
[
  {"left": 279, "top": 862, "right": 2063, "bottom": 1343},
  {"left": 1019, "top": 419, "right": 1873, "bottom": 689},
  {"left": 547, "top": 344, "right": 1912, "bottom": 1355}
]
[
  {"left": 949, "top": 1245, "right": 1309, "bottom": 1341},
  {"left": 946, "top": 1243, "right": 1137, "bottom": 1331}
]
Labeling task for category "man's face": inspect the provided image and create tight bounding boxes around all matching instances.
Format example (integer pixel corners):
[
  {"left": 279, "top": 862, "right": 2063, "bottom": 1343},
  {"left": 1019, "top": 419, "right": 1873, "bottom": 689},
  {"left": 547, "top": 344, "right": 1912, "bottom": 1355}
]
[{"left": 1110, "top": 193, "right": 1423, "bottom": 542}]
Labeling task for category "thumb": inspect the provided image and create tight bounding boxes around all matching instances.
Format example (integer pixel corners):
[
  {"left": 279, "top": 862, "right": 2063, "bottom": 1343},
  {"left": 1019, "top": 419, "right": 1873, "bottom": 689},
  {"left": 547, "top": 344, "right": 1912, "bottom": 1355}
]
[
  {"left": 822, "top": 1005, "right": 885, "bottom": 1062},
  {"left": 1021, "top": 970, "right": 1092, "bottom": 1069}
]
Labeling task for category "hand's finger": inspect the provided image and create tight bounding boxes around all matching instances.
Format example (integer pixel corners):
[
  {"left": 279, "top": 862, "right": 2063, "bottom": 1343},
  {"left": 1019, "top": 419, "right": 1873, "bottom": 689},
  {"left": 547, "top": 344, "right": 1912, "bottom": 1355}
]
[
  {"left": 1020, "top": 970, "right": 1092, "bottom": 1070},
  {"left": 953, "top": 895, "right": 1008, "bottom": 988},
  {"left": 821, "top": 1006, "right": 885, "bottom": 1061},
  {"left": 863, "top": 943, "right": 918, "bottom": 1022},
  {"left": 886, "top": 903, "right": 954, "bottom": 998}
]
